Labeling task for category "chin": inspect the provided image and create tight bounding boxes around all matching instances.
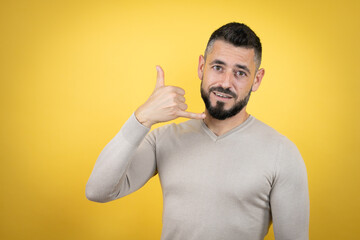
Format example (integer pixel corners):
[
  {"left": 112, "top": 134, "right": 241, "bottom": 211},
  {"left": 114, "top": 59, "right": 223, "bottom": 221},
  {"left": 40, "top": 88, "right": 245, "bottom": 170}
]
[{"left": 211, "top": 101, "right": 234, "bottom": 110}]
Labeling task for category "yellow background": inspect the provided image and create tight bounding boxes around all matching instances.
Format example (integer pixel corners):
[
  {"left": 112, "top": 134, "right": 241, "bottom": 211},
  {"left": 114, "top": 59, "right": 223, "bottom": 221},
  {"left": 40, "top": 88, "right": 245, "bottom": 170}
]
[{"left": 1, "top": 0, "right": 359, "bottom": 239}]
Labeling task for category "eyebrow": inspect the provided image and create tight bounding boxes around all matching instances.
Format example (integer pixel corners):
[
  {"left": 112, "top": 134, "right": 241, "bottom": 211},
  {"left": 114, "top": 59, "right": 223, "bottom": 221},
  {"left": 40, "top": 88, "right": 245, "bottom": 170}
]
[
  {"left": 210, "top": 59, "right": 251, "bottom": 74},
  {"left": 210, "top": 59, "right": 226, "bottom": 66}
]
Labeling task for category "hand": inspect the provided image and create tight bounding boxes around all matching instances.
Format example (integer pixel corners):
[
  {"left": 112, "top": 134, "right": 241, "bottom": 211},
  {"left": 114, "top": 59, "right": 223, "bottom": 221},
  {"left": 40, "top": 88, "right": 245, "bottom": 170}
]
[{"left": 135, "top": 65, "right": 205, "bottom": 128}]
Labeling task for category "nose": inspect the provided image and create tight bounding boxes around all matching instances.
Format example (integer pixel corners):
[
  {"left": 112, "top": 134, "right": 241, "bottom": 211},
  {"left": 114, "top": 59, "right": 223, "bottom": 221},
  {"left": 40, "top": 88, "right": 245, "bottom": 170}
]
[{"left": 219, "top": 71, "right": 233, "bottom": 89}]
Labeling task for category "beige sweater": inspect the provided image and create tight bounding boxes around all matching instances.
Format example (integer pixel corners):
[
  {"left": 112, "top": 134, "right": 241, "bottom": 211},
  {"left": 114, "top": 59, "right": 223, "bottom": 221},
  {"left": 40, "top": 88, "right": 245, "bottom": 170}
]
[{"left": 86, "top": 113, "right": 309, "bottom": 240}]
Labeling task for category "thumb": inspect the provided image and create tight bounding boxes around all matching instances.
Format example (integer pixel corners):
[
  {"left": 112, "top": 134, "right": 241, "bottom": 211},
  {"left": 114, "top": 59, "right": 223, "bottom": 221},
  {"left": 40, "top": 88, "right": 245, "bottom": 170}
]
[{"left": 155, "top": 65, "right": 165, "bottom": 89}]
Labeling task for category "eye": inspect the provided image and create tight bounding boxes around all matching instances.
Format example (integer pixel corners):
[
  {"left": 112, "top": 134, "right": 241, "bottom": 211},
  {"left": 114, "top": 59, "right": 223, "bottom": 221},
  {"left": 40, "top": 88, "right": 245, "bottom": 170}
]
[
  {"left": 212, "top": 65, "right": 223, "bottom": 71},
  {"left": 235, "top": 71, "right": 247, "bottom": 77}
]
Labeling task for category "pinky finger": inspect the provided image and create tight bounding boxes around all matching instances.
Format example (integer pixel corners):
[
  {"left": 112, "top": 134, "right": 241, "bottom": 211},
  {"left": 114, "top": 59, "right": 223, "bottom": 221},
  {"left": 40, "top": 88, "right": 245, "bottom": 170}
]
[{"left": 177, "top": 111, "right": 206, "bottom": 120}]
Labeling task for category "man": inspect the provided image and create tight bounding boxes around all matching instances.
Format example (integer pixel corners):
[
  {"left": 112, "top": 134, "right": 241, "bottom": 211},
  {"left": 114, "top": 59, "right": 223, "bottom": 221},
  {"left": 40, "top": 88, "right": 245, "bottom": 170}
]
[{"left": 86, "top": 22, "right": 310, "bottom": 240}]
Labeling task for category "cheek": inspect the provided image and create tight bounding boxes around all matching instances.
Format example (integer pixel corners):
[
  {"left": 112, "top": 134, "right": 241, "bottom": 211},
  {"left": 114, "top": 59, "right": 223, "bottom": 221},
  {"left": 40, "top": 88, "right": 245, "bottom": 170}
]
[
  {"left": 232, "top": 84, "right": 250, "bottom": 99},
  {"left": 235, "top": 76, "right": 254, "bottom": 91},
  {"left": 203, "top": 72, "right": 221, "bottom": 88}
]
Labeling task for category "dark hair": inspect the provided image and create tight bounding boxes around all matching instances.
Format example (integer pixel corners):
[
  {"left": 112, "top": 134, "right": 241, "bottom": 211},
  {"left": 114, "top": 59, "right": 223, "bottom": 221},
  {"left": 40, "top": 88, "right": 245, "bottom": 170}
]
[{"left": 204, "top": 22, "right": 262, "bottom": 68}]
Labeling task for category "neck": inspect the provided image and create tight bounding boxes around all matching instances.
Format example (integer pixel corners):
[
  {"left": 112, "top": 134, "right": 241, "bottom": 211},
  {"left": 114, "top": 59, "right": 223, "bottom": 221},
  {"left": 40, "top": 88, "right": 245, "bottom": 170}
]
[{"left": 203, "top": 108, "right": 250, "bottom": 136}]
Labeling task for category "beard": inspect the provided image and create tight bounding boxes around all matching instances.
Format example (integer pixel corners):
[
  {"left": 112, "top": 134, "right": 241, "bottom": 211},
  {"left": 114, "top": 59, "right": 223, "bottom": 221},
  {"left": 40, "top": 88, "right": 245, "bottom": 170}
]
[{"left": 201, "top": 83, "right": 252, "bottom": 120}]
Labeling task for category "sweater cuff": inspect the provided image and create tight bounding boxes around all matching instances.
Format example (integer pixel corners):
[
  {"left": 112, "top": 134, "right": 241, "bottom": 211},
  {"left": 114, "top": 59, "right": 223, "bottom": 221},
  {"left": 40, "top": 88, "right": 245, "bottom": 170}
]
[{"left": 117, "top": 113, "right": 150, "bottom": 146}]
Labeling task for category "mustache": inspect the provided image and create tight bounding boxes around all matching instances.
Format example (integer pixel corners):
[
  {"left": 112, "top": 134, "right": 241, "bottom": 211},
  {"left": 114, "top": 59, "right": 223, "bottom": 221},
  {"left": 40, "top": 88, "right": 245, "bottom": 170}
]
[{"left": 209, "top": 87, "right": 237, "bottom": 98}]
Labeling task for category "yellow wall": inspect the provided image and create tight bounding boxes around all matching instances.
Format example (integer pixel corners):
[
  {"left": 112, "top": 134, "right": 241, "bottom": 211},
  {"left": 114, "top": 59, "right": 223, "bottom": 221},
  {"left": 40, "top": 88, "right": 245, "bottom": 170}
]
[{"left": 1, "top": 0, "right": 359, "bottom": 239}]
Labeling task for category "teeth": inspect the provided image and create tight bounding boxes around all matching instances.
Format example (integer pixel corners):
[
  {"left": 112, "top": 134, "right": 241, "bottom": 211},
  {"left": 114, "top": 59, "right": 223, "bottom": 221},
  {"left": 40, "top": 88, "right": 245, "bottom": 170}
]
[{"left": 215, "top": 92, "right": 230, "bottom": 98}]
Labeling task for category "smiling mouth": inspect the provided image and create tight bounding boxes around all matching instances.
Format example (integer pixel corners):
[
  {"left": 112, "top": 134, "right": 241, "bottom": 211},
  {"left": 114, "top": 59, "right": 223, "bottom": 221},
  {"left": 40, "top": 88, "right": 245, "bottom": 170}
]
[{"left": 213, "top": 91, "right": 233, "bottom": 99}]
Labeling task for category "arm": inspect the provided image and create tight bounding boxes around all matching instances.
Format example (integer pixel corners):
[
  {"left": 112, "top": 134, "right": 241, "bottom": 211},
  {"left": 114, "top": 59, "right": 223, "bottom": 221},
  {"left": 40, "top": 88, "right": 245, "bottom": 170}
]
[
  {"left": 85, "top": 113, "right": 155, "bottom": 202},
  {"left": 270, "top": 137, "right": 310, "bottom": 240},
  {"left": 86, "top": 66, "right": 205, "bottom": 203}
]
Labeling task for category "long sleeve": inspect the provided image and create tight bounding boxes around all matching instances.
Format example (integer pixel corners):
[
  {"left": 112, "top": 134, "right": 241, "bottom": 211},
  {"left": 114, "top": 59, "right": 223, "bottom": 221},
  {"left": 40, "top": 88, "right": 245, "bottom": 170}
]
[
  {"left": 270, "top": 137, "right": 310, "bottom": 240},
  {"left": 85, "top": 113, "right": 157, "bottom": 203}
]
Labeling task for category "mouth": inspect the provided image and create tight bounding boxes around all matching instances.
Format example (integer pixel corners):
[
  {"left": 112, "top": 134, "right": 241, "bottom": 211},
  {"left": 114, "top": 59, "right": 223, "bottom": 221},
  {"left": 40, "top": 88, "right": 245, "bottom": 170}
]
[{"left": 212, "top": 91, "right": 233, "bottom": 100}]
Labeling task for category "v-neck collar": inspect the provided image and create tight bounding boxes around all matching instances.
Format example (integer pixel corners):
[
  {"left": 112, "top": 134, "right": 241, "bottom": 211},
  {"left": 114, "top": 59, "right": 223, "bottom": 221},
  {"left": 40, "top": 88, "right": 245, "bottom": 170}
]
[{"left": 200, "top": 115, "right": 254, "bottom": 141}]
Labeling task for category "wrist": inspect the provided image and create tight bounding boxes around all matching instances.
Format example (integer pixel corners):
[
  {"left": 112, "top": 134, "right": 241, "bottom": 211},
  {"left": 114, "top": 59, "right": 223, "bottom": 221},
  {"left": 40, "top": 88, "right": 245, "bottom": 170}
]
[{"left": 135, "top": 108, "right": 154, "bottom": 128}]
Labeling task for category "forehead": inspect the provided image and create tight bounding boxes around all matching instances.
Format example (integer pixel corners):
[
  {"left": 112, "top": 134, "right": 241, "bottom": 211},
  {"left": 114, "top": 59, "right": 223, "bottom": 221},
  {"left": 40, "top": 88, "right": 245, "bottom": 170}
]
[{"left": 206, "top": 40, "right": 256, "bottom": 68}]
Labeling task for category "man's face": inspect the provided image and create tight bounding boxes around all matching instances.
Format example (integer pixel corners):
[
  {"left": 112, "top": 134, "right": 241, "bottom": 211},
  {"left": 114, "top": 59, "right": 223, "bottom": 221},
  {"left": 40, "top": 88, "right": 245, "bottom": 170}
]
[{"left": 198, "top": 40, "right": 264, "bottom": 120}]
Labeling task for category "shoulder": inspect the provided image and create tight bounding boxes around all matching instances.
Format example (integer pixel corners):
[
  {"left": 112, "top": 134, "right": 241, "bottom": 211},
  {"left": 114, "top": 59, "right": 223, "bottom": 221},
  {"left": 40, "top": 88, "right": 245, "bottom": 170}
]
[
  {"left": 249, "top": 118, "right": 308, "bottom": 184},
  {"left": 245, "top": 116, "right": 290, "bottom": 148},
  {"left": 247, "top": 116, "right": 302, "bottom": 159},
  {"left": 249, "top": 116, "right": 284, "bottom": 138}
]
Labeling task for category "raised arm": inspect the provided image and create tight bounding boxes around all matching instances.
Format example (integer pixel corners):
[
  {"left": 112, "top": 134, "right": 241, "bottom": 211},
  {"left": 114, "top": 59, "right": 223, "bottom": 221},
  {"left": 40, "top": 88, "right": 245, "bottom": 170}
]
[
  {"left": 86, "top": 66, "right": 205, "bottom": 203},
  {"left": 270, "top": 137, "right": 310, "bottom": 240},
  {"left": 85, "top": 113, "right": 155, "bottom": 203}
]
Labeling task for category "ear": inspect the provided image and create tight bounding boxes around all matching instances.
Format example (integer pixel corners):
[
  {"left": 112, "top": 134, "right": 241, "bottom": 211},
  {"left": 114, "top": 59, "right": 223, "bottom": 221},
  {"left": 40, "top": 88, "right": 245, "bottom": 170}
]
[
  {"left": 198, "top": 55, "right": 205, "bottom": 80},
  {"left": 251, "top": 68, "right": 265, "bottom": 92}
]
